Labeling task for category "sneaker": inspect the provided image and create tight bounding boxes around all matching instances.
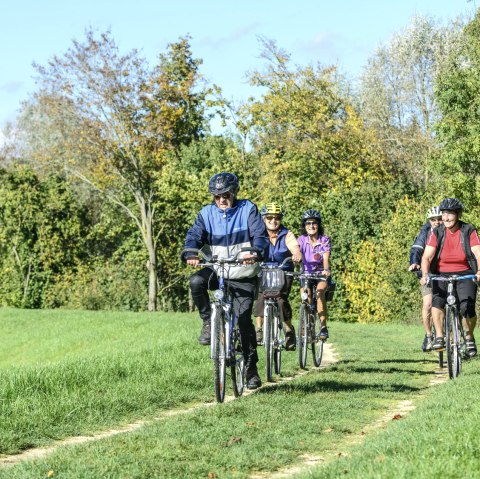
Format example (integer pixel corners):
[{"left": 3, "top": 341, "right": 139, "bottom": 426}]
[
  {"left": 319, "top": 326, "right": 329, "bottom": 340},
  {"left": 285, "top": 328, "right": 296, "bottom": 351},
  {"left": 422, "top": 335, "right": 433, "bottom": 352},
  {"left": 256, "top": 328, "right": 263, "bottom": 344},
  {"left": 432, "top": 336, "right": 445, "bottom": 351},
  {"left": 198, "top": 321, "right": 211, "bottom": 345},
  {"left": 466, "top": 337, "right": 477, "bottom": 358},
  {"left": 246, "top": 374, "right": 262, "bottom": 390}
]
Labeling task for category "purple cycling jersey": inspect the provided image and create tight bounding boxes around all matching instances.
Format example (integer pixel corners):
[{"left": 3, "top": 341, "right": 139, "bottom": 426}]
[{"left": 298, "top": 234, "right": 331, "bottom": 273}]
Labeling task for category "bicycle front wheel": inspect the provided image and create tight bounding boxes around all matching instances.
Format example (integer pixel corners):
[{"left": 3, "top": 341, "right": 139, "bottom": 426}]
[
  {"left": 264, "top": 303, "right": 274, "bottom": 382},
  {"left": 445, "top": 306, "right": 458, "bottom": 379},
  {"left": 298, "top": 304, "right": 308, "bottom": 369},
  {"left": 212, "top": 306, "right": 227, "bottom": 402},
  {"left": 273, "top": 306, "right": 284, "bottom": 375},
  {"left": 311, "top": 312, "right": 324, "bottom": 367},
  {"left": 452, "top": 308, "right": 462, "bottom": 378},
  {"left": 231, "top": 325, "right": 245, "bottom": 397}
]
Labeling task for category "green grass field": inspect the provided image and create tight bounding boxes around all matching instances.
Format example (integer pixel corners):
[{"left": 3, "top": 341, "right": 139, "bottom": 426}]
[{"left": 1, "top": 307, "right": 479, "bottom": 478}]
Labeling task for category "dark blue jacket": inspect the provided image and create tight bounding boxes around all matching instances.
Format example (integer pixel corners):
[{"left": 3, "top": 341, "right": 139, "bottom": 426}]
[
  {"left": 409, "top": 222, "right": 431, "bottom": 266},
  {"left": 264, "top": 226, "right": 295, "bottom": 271},
  {"left": 183, "top": 199, "right": 269, "bottom": 279}
]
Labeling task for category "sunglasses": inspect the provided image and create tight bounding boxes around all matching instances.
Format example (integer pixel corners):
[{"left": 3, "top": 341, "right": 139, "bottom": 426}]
[
  {"left": 265, "top": 215, "right": 282, "bottom": 221},
  {"left": 214, "top": 193, "right": 232, "bottom": 200},
  {"left": 430, "top": 217, "right": 442, "bottom": 221},
  {"left": 305, "top": 221, "right": 318, "bottom": 226}
]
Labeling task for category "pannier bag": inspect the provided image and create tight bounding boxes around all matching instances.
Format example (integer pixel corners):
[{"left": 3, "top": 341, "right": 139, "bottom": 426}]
[
  {"left": 261, "top": 268, "right": 286, "bottom": 298},
  {"left": 326, "top": 280, "right": 336, "bottom": 302}
]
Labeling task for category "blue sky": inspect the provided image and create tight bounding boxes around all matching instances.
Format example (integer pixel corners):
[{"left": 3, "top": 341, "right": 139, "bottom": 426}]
[{"left": 0, "top": 0, "right": 477, "bottom": 133}]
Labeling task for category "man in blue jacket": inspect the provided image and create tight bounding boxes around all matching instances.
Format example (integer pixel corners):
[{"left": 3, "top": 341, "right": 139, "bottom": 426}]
[
  {"left": 408, "top": 205, "right": 443, "bottom": 351},
  {"left": 182, "top": 172, "right": 269, "bottom": 390}
]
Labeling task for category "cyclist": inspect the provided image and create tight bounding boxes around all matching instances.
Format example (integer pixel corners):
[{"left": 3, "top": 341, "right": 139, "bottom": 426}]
[
  {"left": 408, "top": 206, "right": 443, "bottom": 352},
  {"left": 182, "top": 172, "right": 269, "bottom": 390},
  {"left": 421, "top": 198, "right": 480, "bottom": 357},
  {"left": 254, "top": 203, "right": 302, "bottom": 351},
  {"left": 297, "top": 209, "right": 331, "bottom": 340}
]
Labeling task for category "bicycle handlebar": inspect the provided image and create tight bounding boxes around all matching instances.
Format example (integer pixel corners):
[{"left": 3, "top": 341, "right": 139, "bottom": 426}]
[
  {"left": 181, "top": 247, "right": 262, "bottom": 266},
  {"left": 260, "top": 257, "right": 293, "bottom": 269},
  {"left": 427, "top": 273, "right": 477, "bottom": 285}
]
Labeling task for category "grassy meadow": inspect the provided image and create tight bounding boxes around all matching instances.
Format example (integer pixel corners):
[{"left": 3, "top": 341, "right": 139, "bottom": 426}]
[{"left": 1, "top": 307, "right": 479, "bottom": 478}]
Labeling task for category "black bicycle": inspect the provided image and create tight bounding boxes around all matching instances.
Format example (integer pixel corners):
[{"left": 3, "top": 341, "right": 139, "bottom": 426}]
[
  {"left": 259, "top": 257, "right": 293, "bottom": 382},
  {"left": 293, "top": 271, "right": 332, "bottom": 369},
  {"left": 182, "top": 247, "right": 260, "bottom": 402},
  {"left": 428, "top": 274, "right": 476, "bottom": 379}
]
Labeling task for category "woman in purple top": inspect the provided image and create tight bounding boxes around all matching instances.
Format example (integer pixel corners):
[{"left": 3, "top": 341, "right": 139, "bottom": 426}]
[{"left": 297, "top": 209, "right": 331, "bottom": 339}]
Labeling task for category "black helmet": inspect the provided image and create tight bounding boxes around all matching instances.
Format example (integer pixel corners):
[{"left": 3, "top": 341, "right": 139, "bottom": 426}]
[
  {"left": 439, "top": 198, "right": 464, "bottom": 213},
  {"left": 301, "top": 209, "right": 322, "bottom": 224},
  {"left": 208, "top": 172, "right": 239, "bottom": 195}
]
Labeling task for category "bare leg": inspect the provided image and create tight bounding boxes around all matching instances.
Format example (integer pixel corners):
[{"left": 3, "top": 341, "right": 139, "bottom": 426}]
[
  {"left": 316, "top": 282, "right": 328, "bottom": 328},
  {"left": 422, "top": 293, "right": 433, "bottom": 335}
]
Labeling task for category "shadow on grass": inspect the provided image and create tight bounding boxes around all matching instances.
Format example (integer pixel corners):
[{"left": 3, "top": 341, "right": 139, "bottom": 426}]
[{"left": 258, "top": 379, "right": 422, "bottom": 395}]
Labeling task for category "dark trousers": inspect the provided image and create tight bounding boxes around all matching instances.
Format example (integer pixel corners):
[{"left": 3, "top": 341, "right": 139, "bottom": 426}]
[{"left": 190, "top": 268, "right": 259, "bottom": 370}]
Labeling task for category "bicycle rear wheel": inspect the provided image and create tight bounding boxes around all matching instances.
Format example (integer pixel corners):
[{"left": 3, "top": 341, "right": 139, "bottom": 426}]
[
  {"left": 298, "top": 304, "right": 308, "bottom": 369},
  {"left": 231, "top": 325, "right": 245, "bottom": 397},
  {"left": 212, "top": 306, "right": 227, "bottom": 402},
  {"left": 311, "top": 312, "right": 324, "bottom": 367},
  {"left": 274, "top": 306, "right": 284, "bottom": 375},
  {"left": 264, "top": 303, "right": 274, "bottom": 382}
]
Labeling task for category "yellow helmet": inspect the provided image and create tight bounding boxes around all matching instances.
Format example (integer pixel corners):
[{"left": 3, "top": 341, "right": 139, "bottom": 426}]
[{"left": 261, "top": 203, "right": 284, "bottom": 217}]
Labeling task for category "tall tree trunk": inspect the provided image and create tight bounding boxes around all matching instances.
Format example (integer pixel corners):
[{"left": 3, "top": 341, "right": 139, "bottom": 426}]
[{"left": 145, "top": 215, "right": 157, "bottom": 312}]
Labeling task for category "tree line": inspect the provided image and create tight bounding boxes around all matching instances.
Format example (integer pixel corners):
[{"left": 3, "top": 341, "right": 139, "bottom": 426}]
[{"left": 1, "top": 12, "right": 480, "bottom": 322}]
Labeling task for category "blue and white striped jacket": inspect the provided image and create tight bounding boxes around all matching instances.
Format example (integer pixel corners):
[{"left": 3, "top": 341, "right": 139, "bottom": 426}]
[{"left": 183, "top": 199, "right": 269, "bottom": 279}]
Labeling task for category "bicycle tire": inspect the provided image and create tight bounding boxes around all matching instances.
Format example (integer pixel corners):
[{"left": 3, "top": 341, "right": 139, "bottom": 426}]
[
  {"left": 298, "top": 304, "right": 308, "bottom": 369},
  {"left": 212, "top": 306, "right": 227, "bottom": 402},
  {"left": 433, "top": 325, "right": 444, "bottom": 368},
  {"left": 452, "top": 308, "right": 462, "bottom": 378},
  {"left": 231, "top": 325, "right": 245, "bottom": 397},
  {"left": 312, "top": 312, "right": 324, "bottom": 367},
  {"left": 264, "top": 303, "right": 274, "bottom": 382},
  {"left": 445, "top": 306, "right": 454, "bottom": 379},
  {"left": 273, "top": 305, "right": 283, "bottom": 375}
]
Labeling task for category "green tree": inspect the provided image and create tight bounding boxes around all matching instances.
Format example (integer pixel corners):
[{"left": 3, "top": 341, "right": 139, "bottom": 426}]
[
  {"left": 434, "top": 9, "right": 480, "bottom": 211},
  {"left": 15, "top": 30, "right": 215, "bottom": 311}
]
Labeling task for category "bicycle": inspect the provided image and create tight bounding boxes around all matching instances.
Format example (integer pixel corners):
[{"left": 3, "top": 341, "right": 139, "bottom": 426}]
[
  {"left": 427, "top": 273, "right": 477, "bottom": 379},
  {"left": 182, "top": 247, "right": 261, "bottom": 402},
  {"left": 292, "top": 270, "right": 334, "bottom": 369},
  {"left": 259, "top": 257, "right": 294, "bottom": 382}
]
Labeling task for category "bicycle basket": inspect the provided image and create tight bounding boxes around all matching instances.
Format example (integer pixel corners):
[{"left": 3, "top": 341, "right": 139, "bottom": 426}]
[
  {"left": 261, "top": 268, "right": 286, "bottom": 298},
  {"left": 326, "top": 280, "right": 336, "bottom": 302}
]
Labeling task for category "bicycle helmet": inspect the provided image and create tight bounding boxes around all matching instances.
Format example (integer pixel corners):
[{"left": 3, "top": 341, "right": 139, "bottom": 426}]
[
  {"left": 301, "top": 209, "right": 322, "bottom": 224},
  {"left": 260, "top": 203, "right": 284, "bottom": 217},
  {"left": 439, "top": 198, "right": 464, "bottom": 213},
  {"left": 427, "top": 206, "right": 441, "bottom": 219},
  {"left": 208, "top": 172, "right": 239, "bottom": 195}
]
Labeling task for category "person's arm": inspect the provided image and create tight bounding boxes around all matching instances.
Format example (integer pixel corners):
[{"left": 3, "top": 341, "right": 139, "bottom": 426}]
[
  {"left": 322, "top": 251, "right": 331, "bottom": 277},
  {"left": 420, "top": 244, "right": 436, "bottom": 286},
  {"left": 471, "top": 245, "right": 480, "bottom": 282},
  {"left": 285, "top": 231, "right": 302, "bottom": 262},
  {"left": 409, "top": 225, "right": 428, "bottom": 270},
  {"left": 247, "top": 203, "right": 269, "bottom": 261},
  {"left": 182, "top": 212, "right": 207, "bottom": 266}
]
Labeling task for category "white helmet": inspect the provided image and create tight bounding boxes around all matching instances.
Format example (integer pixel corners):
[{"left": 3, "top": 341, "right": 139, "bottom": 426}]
[{"left": 427, "top": 206, "right": 441, "bottom": 219}]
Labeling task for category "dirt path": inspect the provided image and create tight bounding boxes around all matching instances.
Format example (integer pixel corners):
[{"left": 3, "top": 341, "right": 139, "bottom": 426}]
[
  {"left": 249, "top": 366, "right": 448, "bottom": 479},
  {"left": 0, "top": 344, "right": 338, "bottom": 467}
]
